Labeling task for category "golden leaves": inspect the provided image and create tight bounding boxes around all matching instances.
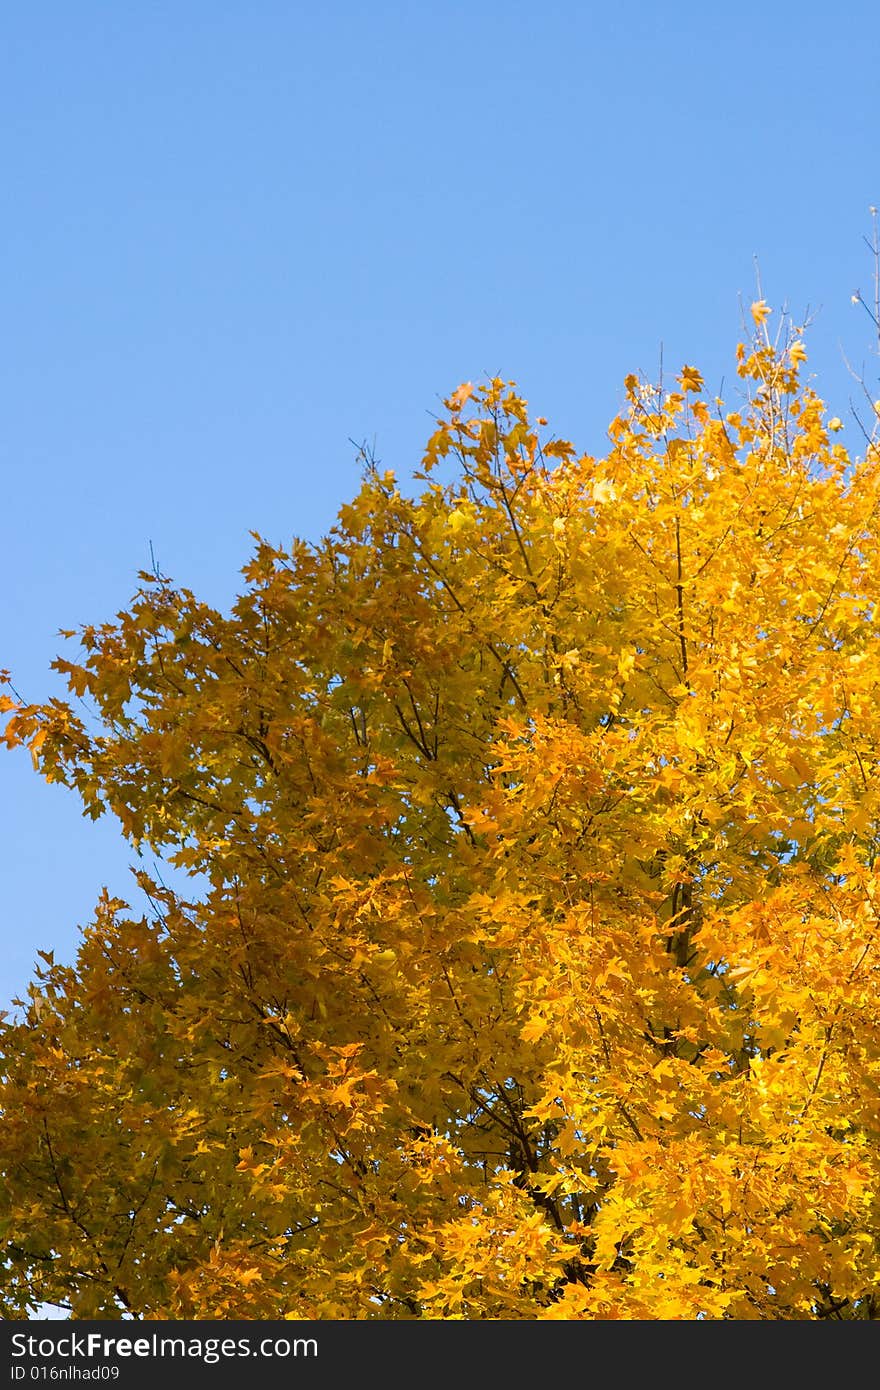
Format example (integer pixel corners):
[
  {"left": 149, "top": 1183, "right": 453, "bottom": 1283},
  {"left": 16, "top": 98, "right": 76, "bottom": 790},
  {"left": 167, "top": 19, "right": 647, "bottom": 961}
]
[{"left": 3, "top": 348, "right": 880, "bottom": 1322}]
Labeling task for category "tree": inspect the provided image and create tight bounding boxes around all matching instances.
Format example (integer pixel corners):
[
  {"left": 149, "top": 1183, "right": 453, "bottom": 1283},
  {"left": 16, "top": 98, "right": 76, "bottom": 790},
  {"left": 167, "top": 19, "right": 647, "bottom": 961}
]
[{"left": 2, "top": 308, "right": 880, "bottom": 1320}]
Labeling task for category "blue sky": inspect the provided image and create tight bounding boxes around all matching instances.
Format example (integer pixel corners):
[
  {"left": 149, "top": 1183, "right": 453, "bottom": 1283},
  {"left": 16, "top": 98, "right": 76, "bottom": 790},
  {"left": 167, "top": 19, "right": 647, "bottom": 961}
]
[{"left": 2, "top": 2, "right": 879, "bottom": 1009}]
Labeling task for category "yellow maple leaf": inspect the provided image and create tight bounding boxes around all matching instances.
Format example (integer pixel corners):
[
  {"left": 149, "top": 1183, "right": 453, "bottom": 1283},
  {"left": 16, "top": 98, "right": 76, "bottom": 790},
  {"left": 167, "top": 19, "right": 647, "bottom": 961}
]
[
  {"left": 591, "top": 478, "right": 616, "bottom": 505},
  {"left": 521, "top": 1015, "right": 549, "bottom": 1042},
  {"left": 679, "top": 365, "right": 703, "bottom": 393},
  {"left": 448, "top": 381, "right": 475, "bottom": 410}
]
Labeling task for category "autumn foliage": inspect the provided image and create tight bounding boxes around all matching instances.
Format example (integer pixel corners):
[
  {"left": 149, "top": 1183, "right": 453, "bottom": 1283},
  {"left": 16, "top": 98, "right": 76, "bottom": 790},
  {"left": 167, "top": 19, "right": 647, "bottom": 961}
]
[{"left": 2, "top": 310, "right": 880, "bottom": 1319}]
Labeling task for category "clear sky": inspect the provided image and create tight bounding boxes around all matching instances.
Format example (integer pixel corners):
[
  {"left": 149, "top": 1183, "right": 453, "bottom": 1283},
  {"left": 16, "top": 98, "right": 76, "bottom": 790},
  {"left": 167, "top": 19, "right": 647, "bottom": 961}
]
[{"left": 2, "top": 2, "right": 879, "bottom": 1010}]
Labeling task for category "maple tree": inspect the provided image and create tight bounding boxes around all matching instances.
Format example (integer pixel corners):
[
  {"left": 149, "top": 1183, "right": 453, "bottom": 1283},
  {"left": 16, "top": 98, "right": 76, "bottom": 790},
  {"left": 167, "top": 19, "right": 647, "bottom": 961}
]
[{"left": 2, "top": 305, "right": 880, "bottom": 1320}]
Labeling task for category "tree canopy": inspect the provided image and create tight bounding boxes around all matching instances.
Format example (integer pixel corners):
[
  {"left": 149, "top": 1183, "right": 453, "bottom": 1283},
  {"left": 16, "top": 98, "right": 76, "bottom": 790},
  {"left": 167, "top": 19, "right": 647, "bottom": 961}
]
[{"left": 2, "top": 309, "right": 880, "bottom": 1319}]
